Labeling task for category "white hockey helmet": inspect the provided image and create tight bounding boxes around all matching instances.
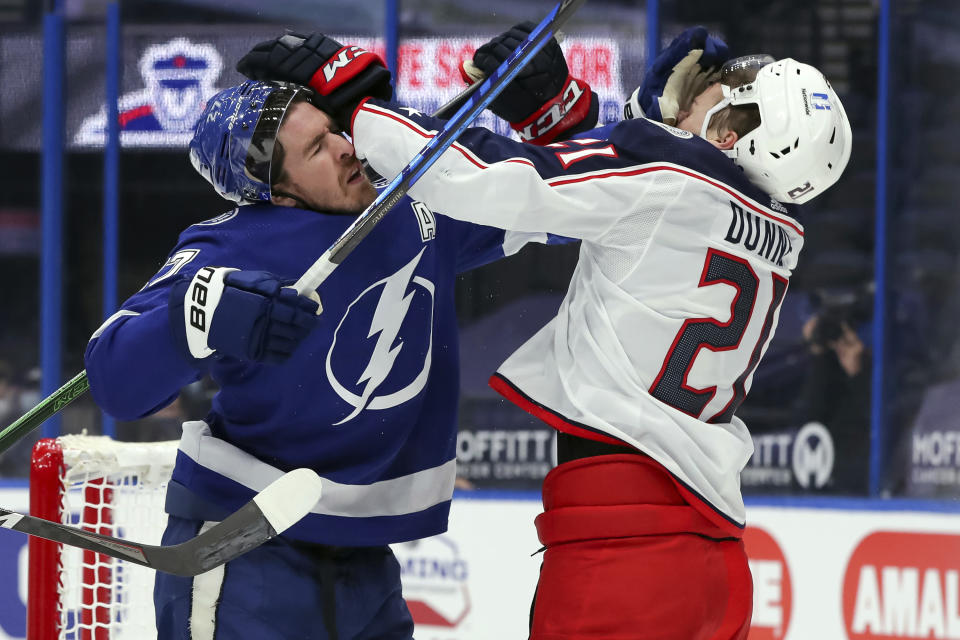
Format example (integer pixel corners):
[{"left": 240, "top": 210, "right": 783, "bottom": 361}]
[{"left": 702, "top": 57, "right": 852, "bottom": 204}]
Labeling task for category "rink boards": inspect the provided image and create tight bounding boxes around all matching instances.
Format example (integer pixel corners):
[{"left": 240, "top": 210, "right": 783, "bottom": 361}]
[{"left": 0, "top": 487, "right": 959, "bottom": 639}]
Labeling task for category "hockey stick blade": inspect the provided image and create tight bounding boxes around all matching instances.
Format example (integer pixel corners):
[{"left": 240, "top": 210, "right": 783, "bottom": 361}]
[
  {"left": 2, "top": 468, "right": 322, "bottom": 576},
  {"left": 293, "top": 0, "right": 587, "bottom": 295}
]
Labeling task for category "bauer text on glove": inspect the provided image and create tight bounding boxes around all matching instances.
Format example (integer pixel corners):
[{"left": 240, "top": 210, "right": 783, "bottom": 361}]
[{"left": 170, "top": 268, "right": 321, "bottom": 365}]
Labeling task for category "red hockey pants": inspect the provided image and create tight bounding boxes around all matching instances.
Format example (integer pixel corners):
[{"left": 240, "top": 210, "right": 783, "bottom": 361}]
[{"left": 530, "top": 454, "right": 753, "bottom": 640}]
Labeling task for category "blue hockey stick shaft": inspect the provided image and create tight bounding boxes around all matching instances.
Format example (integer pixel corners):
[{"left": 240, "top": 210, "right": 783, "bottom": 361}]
[{"left": 293, "top": 0, "right": 587, "bottom": 294}]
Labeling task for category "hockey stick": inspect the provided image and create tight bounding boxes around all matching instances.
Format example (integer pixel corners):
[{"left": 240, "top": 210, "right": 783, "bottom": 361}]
[
  {"left": 431, "top": 32, "right": 567, "bottom": 120},
  {"left": 7, "top": 467, "right": 322, "bottom": 576},
  {"left": 0, "top": 0, "right": 586, "bottom": 456},
  {"left": 0, "top": 83, "right": 485, "bottom": 458},
  {"left": 431, "top": 81, "right": 483, "bottom": 120},
  {"left": 0, "top": 83, "right": 475, "bottom": 454},
  {"left": 0, "top": 370, "right": 88, "bottom": 456},
  {"left": 293, "top": 0, "right": 586, "bottom": 294}
]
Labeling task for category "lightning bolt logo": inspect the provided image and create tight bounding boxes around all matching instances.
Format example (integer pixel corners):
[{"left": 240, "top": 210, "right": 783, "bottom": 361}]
[{"left": 326, "top": 249, "right": 435, "bottom": 424}]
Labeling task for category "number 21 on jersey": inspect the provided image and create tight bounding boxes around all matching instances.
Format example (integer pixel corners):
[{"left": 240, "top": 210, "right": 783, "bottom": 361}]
[{"left": 649, "top": 248, "right": 788, "bottom": 424}]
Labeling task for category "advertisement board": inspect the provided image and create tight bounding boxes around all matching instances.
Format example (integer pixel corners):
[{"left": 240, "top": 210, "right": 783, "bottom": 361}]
[
  {"left": 405, "top": 498, "right": 960, "bottom": 640},
  {"left": 1, "top": 486, "right": 959, "bottom": 638},
  {"left": 906, "top": 378, "right": 960, "bottom": 499},
  {"left": 0, "top": 31, "right": 625, "bottom": 151}
]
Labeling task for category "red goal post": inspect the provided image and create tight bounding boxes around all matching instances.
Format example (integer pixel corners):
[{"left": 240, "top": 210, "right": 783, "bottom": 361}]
[{"left": 28, "top": 435, "right": 178, "bottom": 639}]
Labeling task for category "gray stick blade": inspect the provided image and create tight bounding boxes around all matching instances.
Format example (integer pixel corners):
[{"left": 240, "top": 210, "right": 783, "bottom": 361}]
[
  {"left": 0, "top": 469, "right": 324, "bottom": 577},
  {"left": 151, "top": 469, "right": 322, "bottom": 575},
  {"left": 155, "top": 499, "right": 279, "bottom": 576}
]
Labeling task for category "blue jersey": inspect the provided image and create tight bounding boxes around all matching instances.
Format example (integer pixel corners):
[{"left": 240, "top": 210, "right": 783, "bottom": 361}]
[{"left": 85, "top": 198, "right": 560, "bottom": 546}]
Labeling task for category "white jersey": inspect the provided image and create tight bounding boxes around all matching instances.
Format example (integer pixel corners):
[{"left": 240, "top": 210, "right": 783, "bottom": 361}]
[{"left": 353, "top": 101, "right": 805, "bottom": 531}]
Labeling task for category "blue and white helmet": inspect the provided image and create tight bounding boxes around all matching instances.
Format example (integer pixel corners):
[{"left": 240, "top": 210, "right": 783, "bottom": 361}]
[{"left": 189, "top": 80, "right": 314, "bottom": 204}]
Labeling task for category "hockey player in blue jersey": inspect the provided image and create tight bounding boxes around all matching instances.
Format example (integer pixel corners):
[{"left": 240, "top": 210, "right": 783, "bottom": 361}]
[
  {"left": 83, "top": 36, "right": 574, "bottom": 639},
  {"left": 347, "top": 26, "right": 853, "bottom": 640}
]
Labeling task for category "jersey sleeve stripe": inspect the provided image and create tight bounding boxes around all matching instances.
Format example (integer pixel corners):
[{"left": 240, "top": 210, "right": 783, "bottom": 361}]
[
  {"left": 547, "top": 164, "right": 804, "bottom": 237},
  {"left": 357, "top": 102, "right": 538, "bottom": 171},
  {"left": 358, "top": 102, "right": 803, "bottom": 238},
  {"left": 90, "top": 310, "right": 141, "bottom": 340}
]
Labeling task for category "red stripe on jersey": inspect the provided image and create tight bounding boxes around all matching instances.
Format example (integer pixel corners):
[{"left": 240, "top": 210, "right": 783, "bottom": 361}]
[
  {"left": 357, "top": 102, "right": 802, "bottom": 236},
  {"left": 548, "top": 165, "right": 804, "bottom": 236},
  {"left": 489, "top": 373, "right": 625, "bottom": 447},
  {"left": 356, "top": 102, "right": 537, "bottom": 170}
]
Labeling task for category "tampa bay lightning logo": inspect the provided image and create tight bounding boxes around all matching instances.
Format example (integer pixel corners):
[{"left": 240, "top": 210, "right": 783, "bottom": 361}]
[{"left": 326, "top": 249, "right": 435, "bottom": 424}]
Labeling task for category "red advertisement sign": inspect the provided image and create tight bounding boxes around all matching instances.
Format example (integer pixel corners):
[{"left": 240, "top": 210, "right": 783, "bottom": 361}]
[
  {"left": 745, "top": 526, "right": 793, "bottom": 639},
  {"left": 844, "top": 532, "right": 960, "bottom": 639}
]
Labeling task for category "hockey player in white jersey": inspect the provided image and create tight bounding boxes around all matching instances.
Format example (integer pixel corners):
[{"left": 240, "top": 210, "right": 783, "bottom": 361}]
[{"left": 347, "top": 26, "right": 852, "bottom": 640}]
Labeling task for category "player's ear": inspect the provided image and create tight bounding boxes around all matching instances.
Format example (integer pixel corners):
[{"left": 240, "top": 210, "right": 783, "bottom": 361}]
[
  {"left": 712, "top": 129, "right": 738, "bottom": 150},
  {"left": 270, "top": 194, "right": 297, "bottom": 207},
  {"left": 270, "top": 192, "right": 299, "bottom": 208}
]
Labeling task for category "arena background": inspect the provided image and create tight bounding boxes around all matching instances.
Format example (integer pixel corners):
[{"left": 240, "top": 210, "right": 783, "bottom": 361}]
[{"left": 0, "top": 0, "right": 958, "bottom": 638}]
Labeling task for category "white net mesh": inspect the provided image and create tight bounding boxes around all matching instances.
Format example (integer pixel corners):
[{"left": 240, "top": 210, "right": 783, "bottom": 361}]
[{"left": 53, "top": 435, "right": 177, "bottom": 640}]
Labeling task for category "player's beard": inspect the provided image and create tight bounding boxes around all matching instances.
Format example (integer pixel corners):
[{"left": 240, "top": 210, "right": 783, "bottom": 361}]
[
  {"left": 285, "top": 177, "right": 377, "bottom": 216},
  {"left": 323, "top": 180, "right": 377, "bottom": 216}
]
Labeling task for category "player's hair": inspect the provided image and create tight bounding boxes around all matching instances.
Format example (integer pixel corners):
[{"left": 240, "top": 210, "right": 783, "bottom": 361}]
[{"left": 708, "top": 67, "right": 761, "bottom": 139}]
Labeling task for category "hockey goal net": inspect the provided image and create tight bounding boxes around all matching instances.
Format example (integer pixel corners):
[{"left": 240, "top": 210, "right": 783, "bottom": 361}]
[{"left": 28, "top": 435, "right": 178, "bottom": 640}]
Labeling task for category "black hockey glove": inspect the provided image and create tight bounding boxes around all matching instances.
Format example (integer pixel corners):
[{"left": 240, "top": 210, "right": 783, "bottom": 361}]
[
  {"left": 462, "top": 21, "right": 598, "bottom": 144},
  {"left": 237, "top": 32, "right": 393, "bottom": 130}
]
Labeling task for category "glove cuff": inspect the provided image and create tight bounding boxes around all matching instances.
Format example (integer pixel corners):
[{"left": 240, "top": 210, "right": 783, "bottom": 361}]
[
  {"left": 169, "top": 266, "right": 237, "bottom": 363},
  {"left": 184, "top": 266, "right": 237, "bottom": 360},
  {"left": 510, "top": 75, "right": 594, "bottom": 145},
  {"left": 559, "top": 93, "right": 600, "bottom": 141},
  {"left": 308, "top": 45, "right": 383, "bottom": 94},
  {"left": 306, "top": 45, "right": 392, "bottom": 131}
]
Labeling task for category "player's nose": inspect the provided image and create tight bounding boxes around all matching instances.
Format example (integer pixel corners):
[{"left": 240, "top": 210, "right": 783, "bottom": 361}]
[{"left": 335, "top": 137, "right": 356, "bottom": 162}]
